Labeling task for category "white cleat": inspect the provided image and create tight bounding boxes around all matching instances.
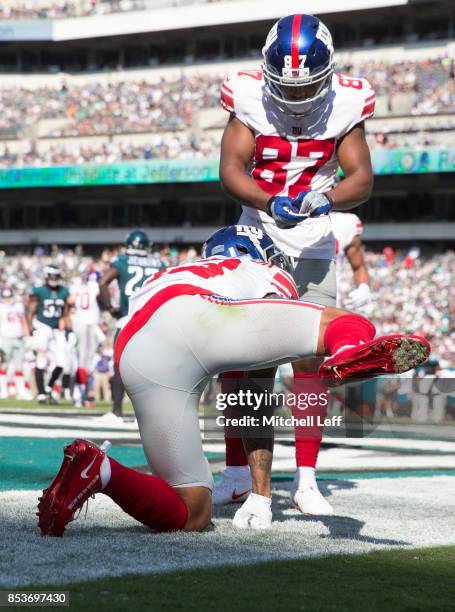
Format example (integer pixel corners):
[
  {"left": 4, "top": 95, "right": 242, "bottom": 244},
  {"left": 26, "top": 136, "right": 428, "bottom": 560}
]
[
  {"left": 212, "top": 467, "right": 252, "bottom": 506},
  {"left": 232, "top": 493, "right": 272, "bottom": 530},
  {"left": 292, "top": 482, "right": 334, "bottom": 516}
]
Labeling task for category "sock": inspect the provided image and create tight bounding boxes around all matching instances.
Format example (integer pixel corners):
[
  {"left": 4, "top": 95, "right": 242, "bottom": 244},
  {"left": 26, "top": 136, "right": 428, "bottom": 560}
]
[
  {"left": 295, "top": 439, "right": 321, "bottom": 469},
  {"left": 62, "top": 373, "right": 70, "bottom": 390},
  {"left": 14, "top": 372, "right": 27, "bottom": 396},
  {"left": 296, "top": 466, "right": 317, "bottom": 488},
  {"left": 35, "top": 368, "right": 46, "bottom": 395},
  {"left": 324, "top": 314, "right": 376, "bottom": 356},
  {"left": 76, "top": 367, "right": 88, "bottom": 385},
  {"left": 47, "top": 366, "right": 63, "bottom": 390},
  {"left": 103, "top": 458, "right": 188, "bottom": 532},
  {"left": 225, "top": 436, "right": 248, "bottom": 467},
  {"left": 250, "top": 492, "right": 272, "bottom": 505},
  {"left": 222, "top": 371, "right": 248, "bottom": 467},
  {"left": 291, "top": 372, "right": 328, "bottom": 468}
]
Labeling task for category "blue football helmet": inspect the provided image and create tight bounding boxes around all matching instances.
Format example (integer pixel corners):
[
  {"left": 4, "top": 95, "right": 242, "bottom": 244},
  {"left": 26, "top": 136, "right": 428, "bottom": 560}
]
[
  {"left": 202, "top": 225, "right": 291, "bottom": 273},
  {"left": 262, "top": 14, "right": 335, "bottom": 116}
]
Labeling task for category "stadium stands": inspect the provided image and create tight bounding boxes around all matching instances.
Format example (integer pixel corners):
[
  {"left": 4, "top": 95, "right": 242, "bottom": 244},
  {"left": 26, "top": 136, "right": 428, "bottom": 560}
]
[
  {"left": 338, "top": 250, "right": 455, "bottom": 369},
  {"left": 0, "top": 54, "right": 454, "bottom": 167},
  {"left": 0, "top": 247, "right": 453, "bottom": 366},
  {"left": 0, "top": 0, "right": 229, "bottom": 21}
]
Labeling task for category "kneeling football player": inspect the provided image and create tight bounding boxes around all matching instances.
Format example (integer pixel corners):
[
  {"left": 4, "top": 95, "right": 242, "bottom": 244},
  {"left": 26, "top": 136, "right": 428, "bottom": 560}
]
[{"left": 37, "top": 226, "right": 430, "bottom": 535}]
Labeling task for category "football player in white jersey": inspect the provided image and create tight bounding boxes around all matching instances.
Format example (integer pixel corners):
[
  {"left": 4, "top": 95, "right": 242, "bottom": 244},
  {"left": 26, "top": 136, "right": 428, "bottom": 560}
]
[
  {"left": 38, "top": 226, "right": 430, "bottom": 536},
  {"left": 331, "top": 212, "right": 371, "bottom": 310},
  {"left": 69, "top": 271, "right": 105, "bottom": 406},
  {"left": 0, "top": 288, "right": 31, "bottom": 400},
  {"left": 216, "top": 13, "right": 376, "bottom": 515}
]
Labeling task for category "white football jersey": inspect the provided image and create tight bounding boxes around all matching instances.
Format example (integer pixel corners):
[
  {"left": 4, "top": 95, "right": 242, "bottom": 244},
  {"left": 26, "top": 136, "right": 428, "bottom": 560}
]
[
  {"left": 221, "top": 70, "right": 375, "bottom": 259},
  {"left": 330, "top": 212, "right": 364, "bottom": 261},
  {"left": 128, "top": 257, "right": 299, "bottom": 317},
  {"left": 70, "top": 280, "right": 100, "bottom": 325},
  {"left": 0, "top": 301, "right": 25, "bottom": 339}
]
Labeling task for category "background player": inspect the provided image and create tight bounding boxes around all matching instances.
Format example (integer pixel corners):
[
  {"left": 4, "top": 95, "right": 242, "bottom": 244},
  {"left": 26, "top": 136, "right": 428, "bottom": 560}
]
[
  {"left": 98, "top": 230, "right": 164, "bottom": 420},
  {"left": 69, "top": 269, "right": 104, "bottom": 407},
  {"left": 37, "top": 226, "right": 430, "bottom": 536},
  {"left": 27, "top": 266, "right": 70, "bottom": 404},
  {"left": 216, "top": 13, "right": 375, "bottom": 514},
  {"left": 0, "top": 288, "right": 31, "bottom": 400},
  {"left": 331, "top": 211, "right": 371, "bottom": 310}
]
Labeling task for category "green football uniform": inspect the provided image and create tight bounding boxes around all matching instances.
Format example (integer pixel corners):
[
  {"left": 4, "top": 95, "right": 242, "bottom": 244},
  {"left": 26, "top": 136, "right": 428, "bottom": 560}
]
[
  {"left": 31, "top": 285, "right": 69, "bottom": 329},
  {"left": 111, "top": 252, "right": 165, "bottom": 317}
]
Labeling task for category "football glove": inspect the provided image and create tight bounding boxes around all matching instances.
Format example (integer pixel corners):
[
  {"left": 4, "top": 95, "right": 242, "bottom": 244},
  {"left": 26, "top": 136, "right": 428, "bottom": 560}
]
[
  {"left": 345, "top": 283, "right": 371, "bottom": 310},
  {"left": 294, "top": 190, "right": 333, "bottom": 218},
  {"left": 267, "top": 196, "right": 310, "bottom": 229}
]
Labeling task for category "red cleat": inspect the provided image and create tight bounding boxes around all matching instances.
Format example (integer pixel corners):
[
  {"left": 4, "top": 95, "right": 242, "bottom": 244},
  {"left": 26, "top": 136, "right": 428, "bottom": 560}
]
[
  {"left": 319, "top": 334, "right": 431, "bottom": 385},
  {"left": 37, "top": 438, "right": 110, "bottom": 537}
]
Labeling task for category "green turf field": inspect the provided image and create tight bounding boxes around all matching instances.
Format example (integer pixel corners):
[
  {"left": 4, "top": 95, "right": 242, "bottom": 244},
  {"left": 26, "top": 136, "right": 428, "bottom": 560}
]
[{"left": 24, "top": 546, "right": 455, "bottom": 612}]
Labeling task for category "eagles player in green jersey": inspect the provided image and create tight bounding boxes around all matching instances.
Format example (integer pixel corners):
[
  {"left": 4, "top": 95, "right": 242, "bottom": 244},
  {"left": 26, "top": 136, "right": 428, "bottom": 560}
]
[
  {"left": 27, "top": 265, "right": 70, "bottom": 404},
  {"left": 98, "top": 230, "right": 165, "bottom": 420}
]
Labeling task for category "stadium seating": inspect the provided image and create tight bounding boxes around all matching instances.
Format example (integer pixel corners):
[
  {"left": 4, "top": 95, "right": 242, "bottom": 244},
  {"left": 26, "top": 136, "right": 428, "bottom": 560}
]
[
  {"left": 0, "top": 248, "right": 452, "bottom": 367},
  {"left": 0, "top": 0, "right": 228, "bottom": 20},
  {"left": 0, "top": 51, "right": 453, "bottom": 167}
]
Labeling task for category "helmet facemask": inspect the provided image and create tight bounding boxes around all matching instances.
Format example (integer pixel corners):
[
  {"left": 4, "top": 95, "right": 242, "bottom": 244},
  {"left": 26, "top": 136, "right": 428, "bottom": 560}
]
[
  {"left": 262, "top": 55, "right": 334, "bottom": 116},
  {"left": 262, "top": 15, "right": 335, "bottom": 117}
]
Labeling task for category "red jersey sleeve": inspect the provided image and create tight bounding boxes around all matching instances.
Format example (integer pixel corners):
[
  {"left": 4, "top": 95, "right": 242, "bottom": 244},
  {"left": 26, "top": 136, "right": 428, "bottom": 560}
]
[
  {"left": 360, "top": 79, "right": 375, "bottom": 120},
  {"left": 220, "top": 75, "right": 235, "bottom": 113}
]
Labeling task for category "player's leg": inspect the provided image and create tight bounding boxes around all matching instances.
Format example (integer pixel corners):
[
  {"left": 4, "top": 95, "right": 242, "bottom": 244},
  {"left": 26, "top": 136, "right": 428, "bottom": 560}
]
[
  {"left": 290, "top": 258, "right": 337, "bottom": 514},
  {"left": 213, "top": 370, "right": 275, "bottom": 506},
  {"left": 186, "top": 294, "right": 325, "bottom": 529},
  {"left": 38, "top": 296, "right": 214, "bottom": 535},
  {"left": 218, "top": 258, "right": 337, "bottom": 513},
  {"left": 46, "top": 329, "right": 68, "bottom": 403},
  {"left": 31, "top": 321, "right": 52, "bottom": 402},
  {"left": 0, "top": 339, "right": 10, "bottom": 398},
  {"left": 11, "top": 339, "right": 30, "bottom": 400}
]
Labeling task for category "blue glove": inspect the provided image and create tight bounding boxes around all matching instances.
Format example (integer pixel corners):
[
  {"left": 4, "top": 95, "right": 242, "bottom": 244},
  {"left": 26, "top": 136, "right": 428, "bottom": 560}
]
[
  {"left": 294, "top": 191, "right": 333, "bottom": 217},
  {"left": 267, "top": 196, "right": 311, "bottom": 229}
]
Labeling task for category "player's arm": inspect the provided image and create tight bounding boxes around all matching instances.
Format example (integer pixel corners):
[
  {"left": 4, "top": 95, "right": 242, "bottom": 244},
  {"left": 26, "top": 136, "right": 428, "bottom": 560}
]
[
  {"left": 344, "top": 235, "right": 371, "bottom": 309},
  {"left": 21, "top": 312, "right": 31, "bottom": 337},
  {"left": 326, "top": 122, "right": 373, "bottom": 211},
  {"left": 26, "top": 295, "right": 38, "bottom": 332},
  {"left": 345, "top": 235, "right": 369, "bottom": 287},
  {"left": 98, "top": 267, "right": 119, "bottom": 312},
  {"left": 219, "top": 115, "right": 270, "bottom": 212},
  {"left": 59, "top": 298, "right": 71, "bottom": 331}
]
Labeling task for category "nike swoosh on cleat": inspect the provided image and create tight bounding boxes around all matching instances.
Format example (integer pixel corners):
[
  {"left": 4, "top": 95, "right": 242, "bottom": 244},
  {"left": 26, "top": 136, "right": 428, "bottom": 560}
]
[
  {"left": 80, "top": 456, "right": 97, "bottom": 479},
  {"left": 232, "top": 489, "right": 250, "bottom": 501}
]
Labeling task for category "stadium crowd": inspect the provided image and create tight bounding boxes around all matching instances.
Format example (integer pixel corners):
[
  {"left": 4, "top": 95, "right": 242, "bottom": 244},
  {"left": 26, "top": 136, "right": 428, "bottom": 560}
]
[
  {"left": 0, "top": 0, "right": 226, "bottom": 20},
  {"left": 337, "top": 248, "right": 454, "bottom": 369},
  {"left": 0, "top": 245, "right": 453, "bottom": 363},
  {"left": 0, "top": 135, "right": 220, "bottom": 168},
  {"left": 0, "top": 57, "right": 453, "bottom": 137},
  {"left": 0, "top": 243, "right": 452, "bottom": 421}
]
